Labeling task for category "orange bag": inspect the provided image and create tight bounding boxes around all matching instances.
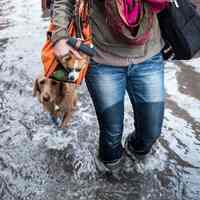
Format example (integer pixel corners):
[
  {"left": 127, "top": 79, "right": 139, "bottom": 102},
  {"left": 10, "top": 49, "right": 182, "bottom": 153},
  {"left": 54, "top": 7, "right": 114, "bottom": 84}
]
[{"left": 41, "top": 0, "right": 93, "bottom": 85}]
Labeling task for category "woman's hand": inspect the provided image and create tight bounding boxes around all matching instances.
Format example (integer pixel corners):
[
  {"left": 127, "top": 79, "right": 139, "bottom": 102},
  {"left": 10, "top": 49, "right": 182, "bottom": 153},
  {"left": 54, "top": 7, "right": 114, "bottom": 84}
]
[{"left": 53, "top": 39, "right": 82, "bottom": 59}]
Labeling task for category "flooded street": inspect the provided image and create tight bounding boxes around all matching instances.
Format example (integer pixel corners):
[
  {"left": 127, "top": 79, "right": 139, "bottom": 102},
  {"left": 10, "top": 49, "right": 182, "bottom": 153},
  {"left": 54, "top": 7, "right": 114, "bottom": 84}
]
[{"left": 0, "top": 0, "right": 200, "bottom": 199}]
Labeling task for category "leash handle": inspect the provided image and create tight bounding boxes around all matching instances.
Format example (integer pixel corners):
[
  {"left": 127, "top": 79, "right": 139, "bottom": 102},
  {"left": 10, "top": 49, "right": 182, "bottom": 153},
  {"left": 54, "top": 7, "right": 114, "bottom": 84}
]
[{"left": 66, "top": 37, "right": 95, "bottom": 57}]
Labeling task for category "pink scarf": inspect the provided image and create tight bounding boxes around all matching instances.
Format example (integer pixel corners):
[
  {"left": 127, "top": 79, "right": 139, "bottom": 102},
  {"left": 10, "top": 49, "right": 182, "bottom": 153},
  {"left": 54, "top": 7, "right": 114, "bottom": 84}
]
[
  {"left": 120, "top": 0, "right": 168, "bottom": 26},
  {"left": 104, "top": 0, "right": 169, "bottom": 45}
]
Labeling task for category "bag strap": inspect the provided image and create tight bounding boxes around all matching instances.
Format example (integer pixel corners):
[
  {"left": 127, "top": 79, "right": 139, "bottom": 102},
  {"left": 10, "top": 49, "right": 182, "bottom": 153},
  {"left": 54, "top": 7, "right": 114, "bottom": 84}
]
[{"left": 74, "top": 0, "right": 92, "bottom": 39}]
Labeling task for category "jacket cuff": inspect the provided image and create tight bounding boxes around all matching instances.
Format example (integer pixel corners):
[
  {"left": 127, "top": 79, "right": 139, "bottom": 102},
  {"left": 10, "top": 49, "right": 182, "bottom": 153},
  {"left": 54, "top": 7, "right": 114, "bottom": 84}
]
[{"left": 51, "top": 27, "right": 69, "bottom": 45}]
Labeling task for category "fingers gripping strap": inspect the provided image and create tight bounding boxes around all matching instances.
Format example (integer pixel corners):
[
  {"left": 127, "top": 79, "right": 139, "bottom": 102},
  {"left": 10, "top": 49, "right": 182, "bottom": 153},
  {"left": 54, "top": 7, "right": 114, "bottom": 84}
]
[{"left": 74, "top": 38, "right": 82, "bottom": 50}]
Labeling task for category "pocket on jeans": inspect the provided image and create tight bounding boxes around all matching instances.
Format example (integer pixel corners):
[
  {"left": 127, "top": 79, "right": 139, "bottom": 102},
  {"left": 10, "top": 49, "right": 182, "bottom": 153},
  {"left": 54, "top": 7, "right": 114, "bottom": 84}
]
[
  {"left": 89, "top": 59, "right": 99, "bottom": 66},
  {"left": 87, "top": 59, "right": 101, "bottom": 76},
  {"left": 145, "top": 52, "right": 164, "bottom": 70},
  {"left": 134, "top": 52, "right": 164, "bottom": 74},
  {"left": 149, "top": 52, "right": 164, "bottom": 63}
]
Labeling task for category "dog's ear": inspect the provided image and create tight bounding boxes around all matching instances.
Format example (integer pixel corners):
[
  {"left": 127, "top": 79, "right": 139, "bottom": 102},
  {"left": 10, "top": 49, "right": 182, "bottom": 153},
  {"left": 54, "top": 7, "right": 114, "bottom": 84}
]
[{"left": 33, "top": 78, "right": 40, "bottom": 97}]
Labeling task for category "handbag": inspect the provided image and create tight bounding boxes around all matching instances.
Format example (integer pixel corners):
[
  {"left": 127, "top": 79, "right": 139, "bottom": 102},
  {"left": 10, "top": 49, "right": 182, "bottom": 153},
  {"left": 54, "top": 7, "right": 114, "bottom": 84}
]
[
  {"left": 158, "top": 0, "right": 200, "bottom": 60},
  {"left": 41, "top": 0, "right": 94, "bottom": 85}
]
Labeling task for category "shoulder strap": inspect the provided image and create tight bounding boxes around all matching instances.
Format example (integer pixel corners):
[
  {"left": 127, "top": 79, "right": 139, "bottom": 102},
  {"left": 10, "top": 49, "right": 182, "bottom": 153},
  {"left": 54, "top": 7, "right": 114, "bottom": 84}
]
[{"left": 74, "top": 0, "right": 92, "bottom": 39}]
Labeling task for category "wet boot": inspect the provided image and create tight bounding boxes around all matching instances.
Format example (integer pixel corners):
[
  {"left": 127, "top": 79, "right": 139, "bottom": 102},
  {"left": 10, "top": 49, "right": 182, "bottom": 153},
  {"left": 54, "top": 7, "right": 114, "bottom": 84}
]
[
  {"left": 94, "top": 154, "right": 124, "bottom": 181},
  {"left": 124, "top": 133, "right": 148, "bottom": 162}
]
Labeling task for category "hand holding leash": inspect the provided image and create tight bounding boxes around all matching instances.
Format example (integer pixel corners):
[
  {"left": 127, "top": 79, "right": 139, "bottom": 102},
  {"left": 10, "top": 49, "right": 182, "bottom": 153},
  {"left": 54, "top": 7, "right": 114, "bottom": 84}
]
[
  {"left": 66, "top": 37, "right": 95, "bottom": 57},
  {"left": 52, "top": 37, "right": 94, "bottom": 83},
  {"left": 53, "top": 38, "right": 82, "bottom": 61}
]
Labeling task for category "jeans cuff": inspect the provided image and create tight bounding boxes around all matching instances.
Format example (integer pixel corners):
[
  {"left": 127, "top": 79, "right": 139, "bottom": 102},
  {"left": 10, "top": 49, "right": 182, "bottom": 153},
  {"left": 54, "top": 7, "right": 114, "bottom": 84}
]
[
  {"left": 127, "top": 133, "right": 152, "bottom": 155},
  {"left": 99, "top": 144, "right": 123, "bottom": 164}
]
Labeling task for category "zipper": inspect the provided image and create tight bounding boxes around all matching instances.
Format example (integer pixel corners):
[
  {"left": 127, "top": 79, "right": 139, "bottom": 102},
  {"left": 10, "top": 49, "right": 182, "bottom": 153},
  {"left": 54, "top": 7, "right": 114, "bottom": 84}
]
[{"left": 171, "top": 0, "right": 179, "bottom": 8}]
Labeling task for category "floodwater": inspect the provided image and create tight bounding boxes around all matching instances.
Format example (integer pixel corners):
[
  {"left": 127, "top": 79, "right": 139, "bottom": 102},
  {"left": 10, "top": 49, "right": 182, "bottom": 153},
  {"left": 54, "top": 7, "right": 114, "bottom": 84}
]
[{"left": 0, "top": 0, "right": 200, "bottom": 200}]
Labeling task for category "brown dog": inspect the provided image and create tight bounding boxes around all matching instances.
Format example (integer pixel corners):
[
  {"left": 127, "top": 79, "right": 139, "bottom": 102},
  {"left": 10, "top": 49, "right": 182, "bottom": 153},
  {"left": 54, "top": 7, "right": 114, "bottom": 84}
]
[
  {"left": 61, "top": 51, "right": 89, "bottom": 70},
  {"left": 56, "top": 51, "right": 90, "bottom": 82},
  {"left": 33, "top": 75, "right": 77, "bottom": 128}
]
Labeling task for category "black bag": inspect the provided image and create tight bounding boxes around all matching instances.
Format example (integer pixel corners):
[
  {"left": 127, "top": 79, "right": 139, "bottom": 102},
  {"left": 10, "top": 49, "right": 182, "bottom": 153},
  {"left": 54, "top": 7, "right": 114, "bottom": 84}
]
[{"left": 158, "top": 0, "right": 200, "bottom": 60}]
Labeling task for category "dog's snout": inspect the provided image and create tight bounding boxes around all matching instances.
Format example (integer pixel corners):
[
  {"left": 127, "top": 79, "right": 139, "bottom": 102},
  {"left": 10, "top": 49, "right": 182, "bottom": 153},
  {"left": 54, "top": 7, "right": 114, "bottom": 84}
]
[
  {"left": 43, "top": 94, "right": 50, "bottom": 102},
  {"left": 68, "top": 74, "right": 75, "bottom": 81},
  {"left": 68, "top": 71, "right": 79, "bottom": 82}
]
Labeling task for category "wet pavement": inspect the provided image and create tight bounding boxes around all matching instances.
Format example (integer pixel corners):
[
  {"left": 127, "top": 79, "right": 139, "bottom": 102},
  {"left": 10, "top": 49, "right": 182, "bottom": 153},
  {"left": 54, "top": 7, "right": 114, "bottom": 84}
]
[{"left": 0, "top": 0, "right": 200, "bottom": 200}]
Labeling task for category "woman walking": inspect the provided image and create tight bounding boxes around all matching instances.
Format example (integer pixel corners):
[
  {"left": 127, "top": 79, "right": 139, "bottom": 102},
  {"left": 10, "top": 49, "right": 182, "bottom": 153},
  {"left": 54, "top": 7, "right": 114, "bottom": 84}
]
[{"left": 52, "top": 0, "right": 168, "bottom": 173}]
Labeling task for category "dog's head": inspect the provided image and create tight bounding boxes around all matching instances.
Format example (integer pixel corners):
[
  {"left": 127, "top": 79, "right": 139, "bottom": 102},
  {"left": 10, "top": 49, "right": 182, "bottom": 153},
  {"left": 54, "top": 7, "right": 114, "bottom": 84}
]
[
  {"left": 61, "top": 52, "right": 89, "bottom": 70},
  {"left": 33, "top": 75, "right": 65, "bottom": 104}
]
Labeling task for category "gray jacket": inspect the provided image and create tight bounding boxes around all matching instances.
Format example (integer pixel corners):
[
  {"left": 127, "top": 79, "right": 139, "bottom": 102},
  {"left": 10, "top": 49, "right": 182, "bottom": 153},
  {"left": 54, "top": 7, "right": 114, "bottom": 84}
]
[{"left": 52, "top": 0, "right": 164, "bottom": 66}]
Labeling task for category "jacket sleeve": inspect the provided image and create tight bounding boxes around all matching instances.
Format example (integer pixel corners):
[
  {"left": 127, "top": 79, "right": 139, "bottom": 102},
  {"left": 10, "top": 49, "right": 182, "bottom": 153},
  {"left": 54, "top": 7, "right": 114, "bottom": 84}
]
[{"left": 51, "top": 0, "right": 75, "bottom": 44}]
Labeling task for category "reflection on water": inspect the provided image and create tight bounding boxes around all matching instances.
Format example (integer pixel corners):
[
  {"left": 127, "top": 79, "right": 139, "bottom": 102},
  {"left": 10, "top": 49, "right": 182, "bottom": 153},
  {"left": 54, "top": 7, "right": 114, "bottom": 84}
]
[
  {"left": 0, "top": 0, "right": 200, "bottom": 200},
  {"left": 175, "top": 61, "right": 200, "bottom": 101}
]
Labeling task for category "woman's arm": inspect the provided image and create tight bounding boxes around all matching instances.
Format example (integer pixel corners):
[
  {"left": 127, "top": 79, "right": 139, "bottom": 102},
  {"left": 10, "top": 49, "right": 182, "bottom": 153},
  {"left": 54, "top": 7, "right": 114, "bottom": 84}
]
[
  {"left": 51, "top": 0, "right": 75, "bottom": 44},
  {"left": 52, "top": 0, "right": 82, "bottom": 59}
]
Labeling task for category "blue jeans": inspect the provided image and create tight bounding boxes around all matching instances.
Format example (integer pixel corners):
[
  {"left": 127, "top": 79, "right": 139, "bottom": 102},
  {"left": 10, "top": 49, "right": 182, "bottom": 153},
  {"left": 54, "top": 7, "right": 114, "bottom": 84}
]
[{"left": 85, "top": 52, "right": 165, "bottom": 163}]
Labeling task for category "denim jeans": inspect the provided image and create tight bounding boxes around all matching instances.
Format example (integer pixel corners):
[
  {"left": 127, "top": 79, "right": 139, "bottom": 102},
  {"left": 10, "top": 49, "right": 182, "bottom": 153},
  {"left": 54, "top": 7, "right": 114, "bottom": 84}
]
[{"left": 85, "top": 52, "right": 165, "bottom": 163}]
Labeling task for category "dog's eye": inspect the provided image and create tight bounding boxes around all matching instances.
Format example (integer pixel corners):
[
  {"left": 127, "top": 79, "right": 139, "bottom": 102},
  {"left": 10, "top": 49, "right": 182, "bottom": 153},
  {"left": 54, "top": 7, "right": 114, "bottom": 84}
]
[
  {"left": 51, "top": 80, "right": 58, "bottom": 85},
  {"left": 39, "top": 80, "right": 45, "bottom": 85}
]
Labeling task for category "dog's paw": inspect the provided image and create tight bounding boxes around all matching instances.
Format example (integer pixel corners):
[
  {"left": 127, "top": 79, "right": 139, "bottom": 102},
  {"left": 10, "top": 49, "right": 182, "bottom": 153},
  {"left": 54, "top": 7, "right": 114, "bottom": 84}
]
[
  {"left": 60, "top": 122, "right": 68, "bottom": 129},
  {"left": 50, "top": 115, "right": 63, "bottom": 128}
]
